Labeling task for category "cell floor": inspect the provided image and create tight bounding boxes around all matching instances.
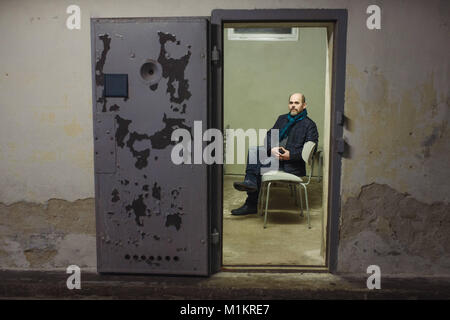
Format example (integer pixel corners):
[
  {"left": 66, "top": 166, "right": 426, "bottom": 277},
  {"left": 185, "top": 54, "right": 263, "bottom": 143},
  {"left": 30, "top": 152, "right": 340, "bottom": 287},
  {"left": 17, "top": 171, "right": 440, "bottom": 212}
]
[{"left": 223, "top": 175, "right": 325, "bottom": 266}]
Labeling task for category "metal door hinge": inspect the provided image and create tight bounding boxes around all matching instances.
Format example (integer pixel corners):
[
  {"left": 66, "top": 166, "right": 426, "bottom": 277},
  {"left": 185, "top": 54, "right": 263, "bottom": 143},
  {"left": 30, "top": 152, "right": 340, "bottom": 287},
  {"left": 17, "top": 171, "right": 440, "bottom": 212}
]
[
  {"left": 211, "top": 46, "right": 220, "bottom": 63},
  {"left": 336, "top": 138, "right": 346, "bottom": 155},
  {"left": 336, "top": 111, "right": 344, "bottom": 126},
  {"left": 210, "top": 228, "right": 220, "bottom": 245}
]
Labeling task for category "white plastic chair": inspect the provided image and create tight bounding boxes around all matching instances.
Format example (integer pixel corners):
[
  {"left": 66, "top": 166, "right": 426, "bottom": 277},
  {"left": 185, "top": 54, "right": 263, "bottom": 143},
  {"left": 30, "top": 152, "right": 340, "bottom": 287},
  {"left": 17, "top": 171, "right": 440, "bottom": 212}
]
[{"left": 258, "top": 141, "right": 316, "bottom": 229}]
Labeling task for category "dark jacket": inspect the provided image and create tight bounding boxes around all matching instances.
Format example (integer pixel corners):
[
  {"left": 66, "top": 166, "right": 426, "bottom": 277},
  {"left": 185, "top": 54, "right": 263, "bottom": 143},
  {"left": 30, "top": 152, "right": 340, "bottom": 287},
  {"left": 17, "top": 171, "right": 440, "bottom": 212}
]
[{"left": 265, "top": 113, "right": 319, "bottom": 177}]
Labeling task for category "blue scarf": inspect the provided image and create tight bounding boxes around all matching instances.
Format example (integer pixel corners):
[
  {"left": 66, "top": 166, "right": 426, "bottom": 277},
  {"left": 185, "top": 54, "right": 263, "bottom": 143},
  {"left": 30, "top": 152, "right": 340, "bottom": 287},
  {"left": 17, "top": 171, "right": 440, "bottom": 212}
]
[{"left": 279, "top": 109, "right": 307, "bottom": 141}]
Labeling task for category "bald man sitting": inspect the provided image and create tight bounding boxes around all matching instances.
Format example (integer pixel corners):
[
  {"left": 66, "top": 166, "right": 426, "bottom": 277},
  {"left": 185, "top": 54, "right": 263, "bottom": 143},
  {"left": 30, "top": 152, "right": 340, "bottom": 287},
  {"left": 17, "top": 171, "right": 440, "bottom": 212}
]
[{"left": 231, "top": 93, "right": 319, "bottom": 216}]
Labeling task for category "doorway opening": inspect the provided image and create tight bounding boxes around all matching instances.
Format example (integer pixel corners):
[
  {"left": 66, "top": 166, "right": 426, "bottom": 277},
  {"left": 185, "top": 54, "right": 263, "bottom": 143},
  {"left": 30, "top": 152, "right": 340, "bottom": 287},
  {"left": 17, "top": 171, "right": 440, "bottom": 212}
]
[{"left": 221, "top": 22, "right": 335, "bottom": 269}]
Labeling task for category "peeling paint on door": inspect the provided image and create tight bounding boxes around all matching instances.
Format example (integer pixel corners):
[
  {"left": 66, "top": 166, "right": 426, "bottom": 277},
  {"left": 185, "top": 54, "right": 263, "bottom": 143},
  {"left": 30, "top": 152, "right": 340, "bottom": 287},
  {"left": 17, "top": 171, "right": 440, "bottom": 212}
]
[{"left": 92, "top": 18, "right": 208, "bottom": 275}]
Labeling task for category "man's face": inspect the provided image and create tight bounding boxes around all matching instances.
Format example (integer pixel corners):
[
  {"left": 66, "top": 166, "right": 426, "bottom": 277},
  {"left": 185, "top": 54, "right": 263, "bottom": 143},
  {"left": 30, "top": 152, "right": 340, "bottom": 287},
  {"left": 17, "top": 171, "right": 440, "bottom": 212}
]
[{"left": 288, "top": 93, "right": 305, "bottom": 116}]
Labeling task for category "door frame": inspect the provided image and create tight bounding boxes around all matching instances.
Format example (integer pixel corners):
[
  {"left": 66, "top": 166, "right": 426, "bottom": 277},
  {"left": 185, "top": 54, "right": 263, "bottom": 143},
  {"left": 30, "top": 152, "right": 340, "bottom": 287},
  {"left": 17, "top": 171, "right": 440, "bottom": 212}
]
[{"left": 209, "top": 9, "right": 348, "bottom": 273}]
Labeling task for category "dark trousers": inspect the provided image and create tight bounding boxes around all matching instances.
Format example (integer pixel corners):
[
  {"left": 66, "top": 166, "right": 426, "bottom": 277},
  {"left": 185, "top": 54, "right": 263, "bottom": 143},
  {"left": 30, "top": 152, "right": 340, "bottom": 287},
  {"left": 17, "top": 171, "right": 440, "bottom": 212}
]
[
  {"left": 243, "top": 146, "right": 302, "bottom": 206},
  {"left": 243, "top": 146, "right": 277, "bottom": 206}
]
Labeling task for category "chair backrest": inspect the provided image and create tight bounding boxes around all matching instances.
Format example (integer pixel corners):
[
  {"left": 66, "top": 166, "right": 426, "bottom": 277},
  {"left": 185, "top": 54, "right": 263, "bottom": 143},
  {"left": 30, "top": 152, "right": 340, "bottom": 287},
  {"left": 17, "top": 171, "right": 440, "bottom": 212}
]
[
  {"left": 302, "top": 141, "right": 316, "bottom": 184},
  {"left": 302, "top": 141, "right": 316, "bottom": 165}
]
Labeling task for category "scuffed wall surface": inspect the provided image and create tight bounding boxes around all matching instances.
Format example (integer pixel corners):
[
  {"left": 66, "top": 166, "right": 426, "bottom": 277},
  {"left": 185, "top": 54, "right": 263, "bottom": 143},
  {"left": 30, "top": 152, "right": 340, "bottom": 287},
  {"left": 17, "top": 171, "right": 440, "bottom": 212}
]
[
  {"left": 338, "top": 0, "right": 450, "bottom": 274},
  {"left": 338, "top": 183, "right": 450, "bottom": 275},
  {"left": 0, "top": 0, "right": 449, "bottom": 274},
  {"left": 341, "top": 0, "right": 449, "bottom": 205},
  {"left": 0, "top": 199, "right": 96, "bottom": 269}
]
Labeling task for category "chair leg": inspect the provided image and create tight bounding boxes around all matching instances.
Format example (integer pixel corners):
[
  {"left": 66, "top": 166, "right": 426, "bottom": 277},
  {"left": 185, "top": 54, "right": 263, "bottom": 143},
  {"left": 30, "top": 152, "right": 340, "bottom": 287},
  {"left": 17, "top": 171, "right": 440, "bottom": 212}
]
[
  {"left": 302, "top": 184, "right": 311, "bottom": 229},
  {"left": 262, "top": 182, "right": 268, "bottom": 216},
  {"left": 318, "top": 153, "right": 323, "bottom": 183},
  {"left": 264, "top": 182, "right": 272, "bottom": 229},
  {"left": 258, "top": 183, "right": 265, "bottom": 216},
  {"left": 257, "top": 182, "right": 261, "bottom": 215},
  {"left": 292, "top": 184, "right": 299, "bottom": 206},
  {"left": 297, "top": 183, "right": 303, "bottom": 217}
]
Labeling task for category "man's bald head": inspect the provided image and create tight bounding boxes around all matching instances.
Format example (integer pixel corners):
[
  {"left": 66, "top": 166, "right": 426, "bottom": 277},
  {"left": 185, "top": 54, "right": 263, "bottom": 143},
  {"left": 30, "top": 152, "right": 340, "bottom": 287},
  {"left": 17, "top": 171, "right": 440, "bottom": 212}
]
[
  {"left": 289, "top": 93, "right": 306, "bottom": 104},
  {"left": 288, "top": 93, "right": 307, "bottom": 116}
]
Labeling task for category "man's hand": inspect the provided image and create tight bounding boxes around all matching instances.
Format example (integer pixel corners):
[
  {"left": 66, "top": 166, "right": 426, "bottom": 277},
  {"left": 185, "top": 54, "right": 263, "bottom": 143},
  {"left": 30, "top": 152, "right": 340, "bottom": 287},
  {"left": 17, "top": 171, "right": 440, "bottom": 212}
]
[
  {"left": 279, "top": 147, "right": 290, "bottom": 160},
  {"left": 271, "top": 147, "right": 290, "bottom": 160},
  {"left": 271, "top": 147, "right": 281, "bottom": 158}
]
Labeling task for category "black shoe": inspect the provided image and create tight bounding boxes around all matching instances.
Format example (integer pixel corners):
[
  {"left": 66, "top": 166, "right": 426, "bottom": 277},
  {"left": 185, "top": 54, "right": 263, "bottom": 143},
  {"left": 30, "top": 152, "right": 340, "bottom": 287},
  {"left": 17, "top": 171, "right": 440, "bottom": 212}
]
[
  {"left": 233, "top": 180, "right": 257, "bottom": 192},
  {"left": 231, "top": 204, "right": 257, "bottom": 216}
]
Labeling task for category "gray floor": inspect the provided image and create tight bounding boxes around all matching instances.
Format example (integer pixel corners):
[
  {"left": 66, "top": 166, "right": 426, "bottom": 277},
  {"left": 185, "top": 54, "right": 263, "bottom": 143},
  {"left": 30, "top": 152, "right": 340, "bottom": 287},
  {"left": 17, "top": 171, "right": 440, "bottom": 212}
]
[{"left": 223, "top": 175, "right": 325, "bottom": 266}]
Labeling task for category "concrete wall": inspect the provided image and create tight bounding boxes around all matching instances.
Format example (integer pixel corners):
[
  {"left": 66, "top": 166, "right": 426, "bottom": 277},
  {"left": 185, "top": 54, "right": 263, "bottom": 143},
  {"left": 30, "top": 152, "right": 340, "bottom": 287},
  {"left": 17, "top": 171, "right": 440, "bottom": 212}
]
[
  {"left": 223, "top": 26, "right": 326, "bottom": 175},
  {"left": 0, "top": 0, "right": 449, "bottom": 275}
]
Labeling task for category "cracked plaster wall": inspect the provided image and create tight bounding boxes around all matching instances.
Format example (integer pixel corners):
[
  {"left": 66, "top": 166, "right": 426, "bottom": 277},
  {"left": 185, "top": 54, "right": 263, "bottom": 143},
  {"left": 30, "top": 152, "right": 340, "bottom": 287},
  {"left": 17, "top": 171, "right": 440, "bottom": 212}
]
[{"left": 0, "top": 199, "right": 96, "bottom": 269}]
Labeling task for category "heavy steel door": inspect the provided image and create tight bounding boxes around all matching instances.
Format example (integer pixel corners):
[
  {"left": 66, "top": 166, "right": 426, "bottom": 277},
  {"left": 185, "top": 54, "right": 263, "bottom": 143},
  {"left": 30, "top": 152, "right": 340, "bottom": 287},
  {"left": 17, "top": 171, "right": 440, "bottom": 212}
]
[{"left": 91, "top": 18, "right": 209, "bottom": 275}]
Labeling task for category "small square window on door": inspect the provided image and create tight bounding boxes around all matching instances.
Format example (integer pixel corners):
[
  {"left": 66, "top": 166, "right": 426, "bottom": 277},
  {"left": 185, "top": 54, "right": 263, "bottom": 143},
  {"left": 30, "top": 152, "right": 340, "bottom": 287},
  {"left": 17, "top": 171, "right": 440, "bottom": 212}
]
[{"left": 103, "top": 74, "right": 128, "bottom": 98}]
